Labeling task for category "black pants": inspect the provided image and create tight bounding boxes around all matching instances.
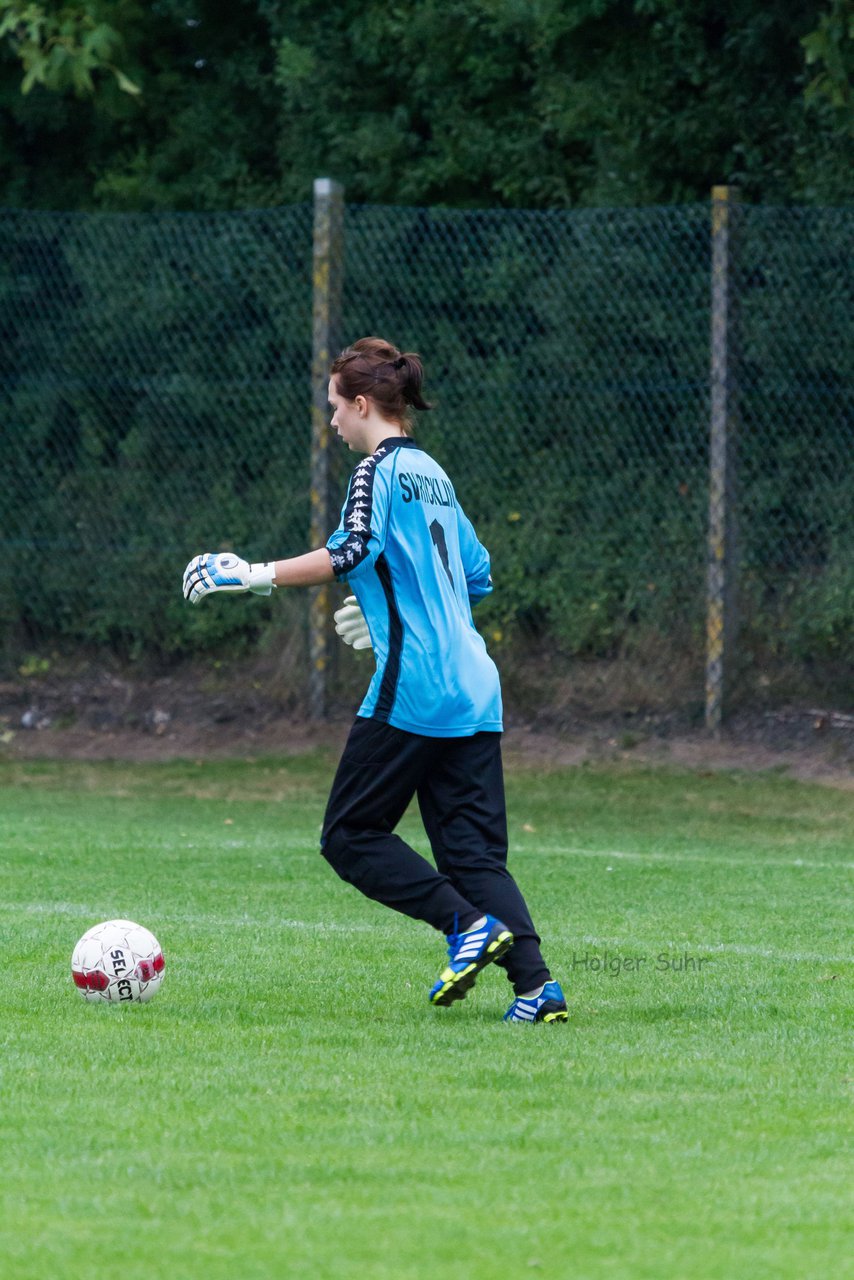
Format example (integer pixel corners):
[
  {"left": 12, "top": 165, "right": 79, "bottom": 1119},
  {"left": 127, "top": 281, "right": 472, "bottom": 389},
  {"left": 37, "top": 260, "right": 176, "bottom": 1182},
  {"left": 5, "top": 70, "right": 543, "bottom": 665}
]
[{"left": 320, "top": 716, "right": 550, "bottom": 995}]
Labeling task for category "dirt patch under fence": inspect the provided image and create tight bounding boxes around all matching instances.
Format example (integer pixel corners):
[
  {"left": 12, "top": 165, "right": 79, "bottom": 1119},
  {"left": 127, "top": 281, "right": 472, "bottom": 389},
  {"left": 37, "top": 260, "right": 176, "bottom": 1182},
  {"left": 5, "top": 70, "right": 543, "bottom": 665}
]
[{"left": 1, "top": 658, "right": 852, "bottom": 790}]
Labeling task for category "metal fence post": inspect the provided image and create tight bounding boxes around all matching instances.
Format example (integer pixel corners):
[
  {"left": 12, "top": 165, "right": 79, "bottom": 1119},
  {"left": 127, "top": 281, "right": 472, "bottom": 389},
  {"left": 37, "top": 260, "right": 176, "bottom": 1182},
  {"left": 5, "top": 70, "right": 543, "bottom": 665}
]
[
  {"left": 309, "top": 178, "right": 344, "bottom": 719},
  {"left": 705, "top": 185, "right": 740, "bottom": 733}
]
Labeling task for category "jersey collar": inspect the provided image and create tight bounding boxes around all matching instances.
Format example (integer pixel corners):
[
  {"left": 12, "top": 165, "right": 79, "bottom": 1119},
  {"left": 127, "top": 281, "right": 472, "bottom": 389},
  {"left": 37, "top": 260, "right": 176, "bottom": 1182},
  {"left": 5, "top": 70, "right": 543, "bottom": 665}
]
[{"left": 376, "top": 437, "right": 420, "bottom": 453}]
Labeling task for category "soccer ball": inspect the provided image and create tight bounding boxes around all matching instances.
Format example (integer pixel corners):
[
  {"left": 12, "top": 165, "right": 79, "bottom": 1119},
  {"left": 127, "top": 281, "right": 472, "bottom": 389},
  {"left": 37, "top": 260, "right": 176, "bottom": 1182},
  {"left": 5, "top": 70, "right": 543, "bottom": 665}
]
[{"left": 71, "top": 919, "right": 165, "bottom": 1004}]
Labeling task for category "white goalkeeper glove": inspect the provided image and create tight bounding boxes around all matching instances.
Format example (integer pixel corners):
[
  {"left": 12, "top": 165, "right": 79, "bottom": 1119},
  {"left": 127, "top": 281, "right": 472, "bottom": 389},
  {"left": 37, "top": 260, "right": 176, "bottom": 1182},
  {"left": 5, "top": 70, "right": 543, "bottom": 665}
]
[
  {"left": 333, "top": 595, "right": 372, "bottom": 650},
  {"left": 182, "top": 553, "right": 276, "bottom": 605}
]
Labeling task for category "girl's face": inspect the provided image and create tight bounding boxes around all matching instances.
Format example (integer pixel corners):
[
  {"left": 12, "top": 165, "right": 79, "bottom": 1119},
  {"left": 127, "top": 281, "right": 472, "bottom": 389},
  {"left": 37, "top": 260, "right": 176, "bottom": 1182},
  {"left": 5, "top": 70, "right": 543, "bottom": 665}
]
[{"left": 328, "top": 377, "right": 368, "bottom": 452}]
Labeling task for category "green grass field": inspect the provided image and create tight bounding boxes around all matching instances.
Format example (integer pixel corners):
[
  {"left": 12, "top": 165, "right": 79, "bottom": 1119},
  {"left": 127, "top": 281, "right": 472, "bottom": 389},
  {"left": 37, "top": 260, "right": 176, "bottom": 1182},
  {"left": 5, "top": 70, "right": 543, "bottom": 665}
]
[{"left": 1, "top": 752, "right": 851, "bottom": 1280}]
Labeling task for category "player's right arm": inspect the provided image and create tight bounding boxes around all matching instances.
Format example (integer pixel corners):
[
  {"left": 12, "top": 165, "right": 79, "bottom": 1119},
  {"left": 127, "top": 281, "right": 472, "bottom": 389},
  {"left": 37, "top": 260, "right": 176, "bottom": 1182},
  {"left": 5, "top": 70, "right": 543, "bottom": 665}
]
[
  {"left": 182, "top": 548, "right": 333, "bottom": 604},
  {"left": 271, "top": 548, "right": 336, "bottom": 587},
  {"left": 325, "top": 454, "right": 392, "bottom": 584}
]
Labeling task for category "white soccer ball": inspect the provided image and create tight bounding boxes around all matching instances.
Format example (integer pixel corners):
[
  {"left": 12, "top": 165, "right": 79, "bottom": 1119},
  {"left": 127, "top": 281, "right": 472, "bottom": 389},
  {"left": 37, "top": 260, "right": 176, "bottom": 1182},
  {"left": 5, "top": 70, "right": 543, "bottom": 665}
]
[{"left": 71, "top": 919, "right": 165, "bottom": 1004}]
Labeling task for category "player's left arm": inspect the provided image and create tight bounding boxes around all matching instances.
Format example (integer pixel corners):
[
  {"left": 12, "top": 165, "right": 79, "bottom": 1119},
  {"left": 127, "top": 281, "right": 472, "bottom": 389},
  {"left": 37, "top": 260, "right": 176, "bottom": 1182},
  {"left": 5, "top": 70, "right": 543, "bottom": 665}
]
[
  {"left": 456, "top": 506, "right": 493, "bottom": 604},
  {"left": 334, "top": 596, "right": 372, "bottom": 649}
]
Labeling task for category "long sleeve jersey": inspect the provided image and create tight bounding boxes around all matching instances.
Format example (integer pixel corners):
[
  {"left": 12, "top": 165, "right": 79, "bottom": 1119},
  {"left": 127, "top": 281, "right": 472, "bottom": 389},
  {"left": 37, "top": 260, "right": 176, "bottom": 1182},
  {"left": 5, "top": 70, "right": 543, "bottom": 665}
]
[{"left": 326, "top": 436, "right": 502, "bottom": 737}]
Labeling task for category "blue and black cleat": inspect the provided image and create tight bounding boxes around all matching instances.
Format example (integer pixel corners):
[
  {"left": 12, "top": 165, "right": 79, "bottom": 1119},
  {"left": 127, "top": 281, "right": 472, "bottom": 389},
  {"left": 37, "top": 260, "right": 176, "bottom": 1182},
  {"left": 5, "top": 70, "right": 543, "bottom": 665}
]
[
  {"left": 503, "top": 980, "right": 568, "bottom": 1024},
  {"left": 429, "top": 915, "right": 514, "bottom": 1007}
]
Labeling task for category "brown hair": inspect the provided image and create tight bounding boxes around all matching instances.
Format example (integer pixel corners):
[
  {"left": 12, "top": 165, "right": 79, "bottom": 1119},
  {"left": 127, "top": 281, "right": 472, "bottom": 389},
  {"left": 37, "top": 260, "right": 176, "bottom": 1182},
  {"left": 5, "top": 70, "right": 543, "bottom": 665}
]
[{"left": 330, "top": 336, "right": 432, "bottom": 434}]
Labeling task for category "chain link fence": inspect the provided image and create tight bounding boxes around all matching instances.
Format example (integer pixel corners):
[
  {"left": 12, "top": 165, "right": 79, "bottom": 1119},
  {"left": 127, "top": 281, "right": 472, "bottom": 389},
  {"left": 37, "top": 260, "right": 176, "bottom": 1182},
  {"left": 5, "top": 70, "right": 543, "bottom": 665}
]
[
  {"left": 343, "top": 203, "right": 712, "bottom": 705},
  {"left": 733, "top": 207, "right": 852, "bottom": 671},
  {"left": 1, "top": 198, "right": 851, "bottom": 723},
  {"left": 1, "top": 205, "right": 313, "bottom": 659}
]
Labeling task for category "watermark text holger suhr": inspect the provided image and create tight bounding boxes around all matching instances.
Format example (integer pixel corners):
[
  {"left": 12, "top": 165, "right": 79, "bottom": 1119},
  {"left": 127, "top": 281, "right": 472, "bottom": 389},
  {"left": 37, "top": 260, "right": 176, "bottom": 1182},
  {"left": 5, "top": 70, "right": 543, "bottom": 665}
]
[{"left": 571, "top": 951, "right": 713, "bottom": 977}]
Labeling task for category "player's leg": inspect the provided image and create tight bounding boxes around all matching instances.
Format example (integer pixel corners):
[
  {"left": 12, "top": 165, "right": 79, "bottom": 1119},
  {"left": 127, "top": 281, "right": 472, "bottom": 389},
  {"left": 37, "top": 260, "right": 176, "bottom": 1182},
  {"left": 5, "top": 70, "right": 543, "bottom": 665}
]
[
  {"left": 417, "top": 732, "right": 566, "bottom": 1020},
  {"left": 320, "top": 716, "right": 479, "bottom": 933}
]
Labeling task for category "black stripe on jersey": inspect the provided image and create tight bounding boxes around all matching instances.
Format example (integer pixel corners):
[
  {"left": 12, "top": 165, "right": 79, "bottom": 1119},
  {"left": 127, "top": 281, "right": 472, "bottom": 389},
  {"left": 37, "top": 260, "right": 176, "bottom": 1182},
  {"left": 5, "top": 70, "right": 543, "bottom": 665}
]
[
  {"left": 374, "top": 554, "right": 403, "bottom": 722},
  {"left": 328, "top": 440, "right": 417, "bottom": 578},
  {"left": 328, "top": 530, "right": 370, "bottom": 577},
  {"left": 344, "top": 454, "right": 378, "bottom": 533},
  {"left": 329, "top": 452, "right": 380, "bottom": 578}
]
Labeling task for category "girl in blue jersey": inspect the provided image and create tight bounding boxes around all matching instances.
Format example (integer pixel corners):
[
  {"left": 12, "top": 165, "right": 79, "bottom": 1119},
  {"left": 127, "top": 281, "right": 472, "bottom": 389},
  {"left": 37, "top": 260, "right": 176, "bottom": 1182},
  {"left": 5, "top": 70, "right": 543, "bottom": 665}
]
[{"left": 183, "top": 336, "right": 566, "bottom": 1024}]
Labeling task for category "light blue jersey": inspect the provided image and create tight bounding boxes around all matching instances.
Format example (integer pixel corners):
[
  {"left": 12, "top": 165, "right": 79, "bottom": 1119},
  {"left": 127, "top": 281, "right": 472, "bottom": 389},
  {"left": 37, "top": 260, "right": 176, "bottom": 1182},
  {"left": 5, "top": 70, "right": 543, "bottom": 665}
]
[{"left": 327, "top": 437, "right": 502, "bottom": 737}]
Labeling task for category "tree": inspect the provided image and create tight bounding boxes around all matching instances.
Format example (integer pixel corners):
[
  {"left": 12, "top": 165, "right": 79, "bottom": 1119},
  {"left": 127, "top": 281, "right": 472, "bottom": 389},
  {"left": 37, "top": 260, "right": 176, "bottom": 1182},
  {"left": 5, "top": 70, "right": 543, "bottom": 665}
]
[
  {"left": 802, "top": 0, "right": 854, "bottom": 117},
  {"left": 0, "top": 0, "right": 139, "bottom": 95},
  {"left": 263, "top": 0, "right": 852, "bottom": 206},
  {"left": 0, "top": 0, "right": 850, "bottom": 211}
]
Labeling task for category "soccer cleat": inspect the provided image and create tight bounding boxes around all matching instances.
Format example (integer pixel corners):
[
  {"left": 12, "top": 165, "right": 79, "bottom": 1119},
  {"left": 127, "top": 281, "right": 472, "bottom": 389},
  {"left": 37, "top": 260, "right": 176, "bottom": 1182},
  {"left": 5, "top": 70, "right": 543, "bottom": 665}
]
[
  {"left": 429, "top": 915, "right": 514, "bottom": 1007},
  {"left": 503, "top": 980, "right": 568, "bottom": 1024}
]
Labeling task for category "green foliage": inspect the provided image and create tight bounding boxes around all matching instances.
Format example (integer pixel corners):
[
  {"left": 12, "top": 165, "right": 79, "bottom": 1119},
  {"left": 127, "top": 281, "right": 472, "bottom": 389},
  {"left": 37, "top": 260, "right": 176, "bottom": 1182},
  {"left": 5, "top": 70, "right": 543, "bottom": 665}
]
[
  {"left": 263, "top": 0, "right": 852, "bottom": 207},
  {"left": 802, "top": 0, "right": 854, "bottom": 114},
  {"left": 0, "top": 204, "right": 313, "bottom": 658},
  {"left": 0, "top": 6, "right": 851, "bottom": 689},
  {"left": 0, "top": 0, "right": 851, "bottom": 210},
  {"left": 1, "top": 200, "right": 850, "bottom": 686},
  {"left": 336, "top": 202, "right": 713, "bottom": 656},
  {"left": 0, "top": 0, "right": 139, "bottom": 95}
]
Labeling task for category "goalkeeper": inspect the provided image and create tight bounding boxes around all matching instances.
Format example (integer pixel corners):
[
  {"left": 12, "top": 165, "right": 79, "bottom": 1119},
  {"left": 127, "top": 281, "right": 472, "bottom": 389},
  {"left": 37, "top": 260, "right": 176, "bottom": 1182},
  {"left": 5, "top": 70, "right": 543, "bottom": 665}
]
[{"left": 183, "top": 336, "right": 566, "bottom": 1024}]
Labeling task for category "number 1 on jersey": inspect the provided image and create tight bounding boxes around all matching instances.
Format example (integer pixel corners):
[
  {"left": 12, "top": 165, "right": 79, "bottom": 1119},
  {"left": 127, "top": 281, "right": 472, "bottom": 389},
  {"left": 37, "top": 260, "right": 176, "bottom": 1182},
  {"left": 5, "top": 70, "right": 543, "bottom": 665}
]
[{"left": 429, "top": 518, "right": 455, "bottom": 589}]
